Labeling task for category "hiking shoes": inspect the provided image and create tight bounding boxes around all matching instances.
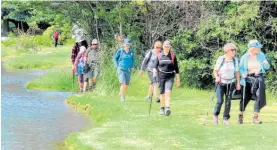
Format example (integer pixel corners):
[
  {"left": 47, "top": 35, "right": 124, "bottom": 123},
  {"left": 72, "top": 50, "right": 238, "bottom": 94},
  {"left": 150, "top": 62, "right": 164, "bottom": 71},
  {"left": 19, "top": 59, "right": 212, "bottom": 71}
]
[
  {"left": 120, "top": 96, "right": 125, "bottom": 102},
  {"left": 155, "top": 98, "right": 160, "bottom": 103},
  {"left": 88, "top": 86, "right": 94, "bottom": 91},
  {"left": 79, "top": 88, "right": 83, "bottom": 93},
  {"left": 165, "top": 107, "right": 171, "bottom": 116},
  {"left": 237, "top": 114, "right": 243, "bottom": 124},
  {"left": 253, "top": 115, "right": 262, "bottom": 124},
  {"left": 223, "top": 119, "right": 230, "bottom": 126},
  {"left": 159, "top": 107, "right": 165, "bottom": 115},
  {"left": 145, "top": 96, "right": 151, "bottom": 101},
  {"left": 213, "top": 116, "right": 218, "bottom": 125}
]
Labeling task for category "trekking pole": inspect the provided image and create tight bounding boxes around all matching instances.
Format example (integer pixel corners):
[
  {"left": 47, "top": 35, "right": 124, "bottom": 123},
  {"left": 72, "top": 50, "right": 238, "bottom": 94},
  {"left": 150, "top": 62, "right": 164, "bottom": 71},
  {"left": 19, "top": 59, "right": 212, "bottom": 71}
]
[
  {"left": 203, "top": 82, "right": 219, "bottom": 126},
  {"left": 242, "top": 85, "right": 246, "bottom": 113},
  {"left": 148, "top": 84, "right": 154, "bottom": 115},
  {"left": 72, "top": 71, "right": 74, "bottom": 95}
]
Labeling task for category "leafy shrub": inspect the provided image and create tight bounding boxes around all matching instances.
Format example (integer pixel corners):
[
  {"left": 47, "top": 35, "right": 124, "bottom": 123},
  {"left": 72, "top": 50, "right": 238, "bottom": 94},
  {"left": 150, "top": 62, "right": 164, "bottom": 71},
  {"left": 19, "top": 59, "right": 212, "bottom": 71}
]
[
  {"left": 266, "top": 51, "right": 277, "bottom": 96},
  {"left": 179, "top": 58, "right": 213, "bottom": 89},
  {"left": 43, "top": 24, "right": 72, "bottom": 45},
  {"left": 2, "top": 31, "right": 52, "bottom": 52},
  {"left": 95, "top": 44, "right": 120, "bottom": 95}
]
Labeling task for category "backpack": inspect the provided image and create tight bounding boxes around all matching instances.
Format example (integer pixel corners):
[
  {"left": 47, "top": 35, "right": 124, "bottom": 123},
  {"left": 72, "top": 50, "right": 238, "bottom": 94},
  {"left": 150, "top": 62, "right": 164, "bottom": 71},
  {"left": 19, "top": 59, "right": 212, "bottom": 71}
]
[
  {"left": 118, "top": 48, "right": 133, "bottom": 62},
  {"left": 218, "top": 57, "right": 236, "bottom": 72},
  {"left": 144, "top": 49, "right": 153, "bottom": 65},
  {"left": 157, "top": 51, "right": 175, "bottom": 64},
  {"left": 53, "top": 32, "right": 59, "bottom": 38},
  {"left": 218, "top": 57, "right": 241, "bottom": 100}
]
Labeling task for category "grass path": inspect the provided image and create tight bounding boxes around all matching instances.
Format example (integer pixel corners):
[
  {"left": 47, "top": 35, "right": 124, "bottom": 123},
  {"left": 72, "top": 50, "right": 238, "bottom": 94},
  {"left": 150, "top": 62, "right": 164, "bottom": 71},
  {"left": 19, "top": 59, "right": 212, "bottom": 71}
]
[
  {"left": 2, "top": 44, "right": 276, "bottom": 149},
  {"left": 65, "top": 74, "right": 277, "bottom": 150},
  {"left": 1, "top": 45, "right": 72, "bottom": 70}
]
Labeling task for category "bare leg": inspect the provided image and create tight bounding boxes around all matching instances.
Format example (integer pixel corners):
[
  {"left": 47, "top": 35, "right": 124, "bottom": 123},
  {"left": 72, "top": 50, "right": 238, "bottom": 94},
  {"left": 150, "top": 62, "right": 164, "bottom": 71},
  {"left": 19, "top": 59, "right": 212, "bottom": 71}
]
[
  {"left": 160, "top": 94, "right": 165, "bottom": 107},
  {"left": 165, "top": 90, "right": 171, "bottom": 107}
]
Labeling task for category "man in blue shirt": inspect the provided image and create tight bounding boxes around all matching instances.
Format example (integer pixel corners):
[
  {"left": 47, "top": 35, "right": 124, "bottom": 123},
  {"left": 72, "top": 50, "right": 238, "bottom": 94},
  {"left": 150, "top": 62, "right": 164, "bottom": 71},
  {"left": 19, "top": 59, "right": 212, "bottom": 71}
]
[{"left": 113, "top": 38, "right": 135, "bottom": 102}]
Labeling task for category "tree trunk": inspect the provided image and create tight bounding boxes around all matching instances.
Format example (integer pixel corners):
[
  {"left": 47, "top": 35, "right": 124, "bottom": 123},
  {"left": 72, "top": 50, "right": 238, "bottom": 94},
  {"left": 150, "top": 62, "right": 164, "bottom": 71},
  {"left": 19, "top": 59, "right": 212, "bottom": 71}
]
[{"left": 1, "top": 19, "right": 9, "bottom": 37}]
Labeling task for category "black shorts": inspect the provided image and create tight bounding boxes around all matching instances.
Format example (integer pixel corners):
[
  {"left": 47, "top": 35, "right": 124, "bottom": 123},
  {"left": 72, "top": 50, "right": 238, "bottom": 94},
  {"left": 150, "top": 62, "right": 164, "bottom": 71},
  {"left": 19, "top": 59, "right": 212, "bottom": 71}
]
[{"left": 159, "top": 76, "right": 174, "bottom": 94}]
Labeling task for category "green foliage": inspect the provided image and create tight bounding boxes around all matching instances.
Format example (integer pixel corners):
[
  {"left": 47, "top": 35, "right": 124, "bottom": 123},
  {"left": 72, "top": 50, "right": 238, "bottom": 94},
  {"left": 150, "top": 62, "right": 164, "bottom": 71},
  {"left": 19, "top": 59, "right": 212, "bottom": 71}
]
[
  {"left": 2, "top": 31, "right": 52, "bottom": 52},
  {"left": 43, "top": 23, "right": 72, "bottom": 45},
  {"left": 95, "top": 45, "right": 121, "bottom": 96},
  {"left": 179, "top": 59, "right": 213, "bottom": 89},
  {"left": 266, "top": 51, "right": 277, "bottom": 96}
]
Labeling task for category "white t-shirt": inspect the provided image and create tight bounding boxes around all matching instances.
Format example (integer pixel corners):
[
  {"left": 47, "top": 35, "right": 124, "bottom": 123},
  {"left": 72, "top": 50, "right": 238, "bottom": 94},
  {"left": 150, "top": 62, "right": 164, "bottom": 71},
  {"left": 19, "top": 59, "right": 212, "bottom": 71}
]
[{"left": 214, "top": 56, "right": 239, "bottom": 83}]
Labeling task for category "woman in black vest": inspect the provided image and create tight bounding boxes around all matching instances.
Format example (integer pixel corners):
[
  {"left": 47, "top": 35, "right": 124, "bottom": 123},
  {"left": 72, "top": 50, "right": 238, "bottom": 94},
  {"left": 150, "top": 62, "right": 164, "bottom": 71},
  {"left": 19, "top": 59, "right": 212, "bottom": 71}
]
[{"left": 155, "top": 40, "right": 180, "bottom": 116}]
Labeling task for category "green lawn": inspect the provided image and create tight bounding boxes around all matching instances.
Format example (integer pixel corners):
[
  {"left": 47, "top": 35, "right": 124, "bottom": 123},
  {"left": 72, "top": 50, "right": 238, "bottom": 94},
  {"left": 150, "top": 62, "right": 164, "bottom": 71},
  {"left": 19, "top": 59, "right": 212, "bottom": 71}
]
[
  {"left": 2, "top": 44, "right": 276, "bottom": 150},
  {"left": 1, "top": 45, "right": 72, "bottom": 70},
  {"left": 65, "top": 74, "right": 277, "bottom": 150}
]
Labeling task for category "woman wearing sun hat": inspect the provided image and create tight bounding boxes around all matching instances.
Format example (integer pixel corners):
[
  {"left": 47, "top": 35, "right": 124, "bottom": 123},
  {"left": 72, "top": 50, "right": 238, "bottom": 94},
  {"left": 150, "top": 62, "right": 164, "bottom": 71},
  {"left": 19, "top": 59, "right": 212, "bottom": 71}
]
[
  {"left": 237, "top": 39, "right": 270, "bottom": 124},
  {"left": 113, "top": 38, "right": 135, "bottom": 102}
]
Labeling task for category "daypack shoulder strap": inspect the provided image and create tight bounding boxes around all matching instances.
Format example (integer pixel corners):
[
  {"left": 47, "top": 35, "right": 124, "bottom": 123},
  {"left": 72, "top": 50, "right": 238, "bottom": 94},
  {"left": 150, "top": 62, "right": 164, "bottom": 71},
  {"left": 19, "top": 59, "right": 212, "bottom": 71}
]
[
  {"left": 119, "top": 48, "right": 124, "bottom": 61},
  {"left": 158, "top": 52, "right": 175, "bottom": 64},
  {"left": 158, "top": 53, "right": 162, "bottom": 61},
  {"left": 232, "top": 57, "right": 236, "bottom": 69},
  {"left": 171, "top": 51, "right": 175, "bottom": 65},
  {"left": 218, "top": 57, "right": 225, "bottom": 71}
]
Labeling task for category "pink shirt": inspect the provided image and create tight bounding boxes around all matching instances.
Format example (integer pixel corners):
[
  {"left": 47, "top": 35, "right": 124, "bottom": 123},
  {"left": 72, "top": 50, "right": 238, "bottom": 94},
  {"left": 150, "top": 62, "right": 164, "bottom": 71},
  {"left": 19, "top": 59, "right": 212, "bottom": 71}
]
[{"left": 248, "top": 55, "right": 261, "bottom": 74}]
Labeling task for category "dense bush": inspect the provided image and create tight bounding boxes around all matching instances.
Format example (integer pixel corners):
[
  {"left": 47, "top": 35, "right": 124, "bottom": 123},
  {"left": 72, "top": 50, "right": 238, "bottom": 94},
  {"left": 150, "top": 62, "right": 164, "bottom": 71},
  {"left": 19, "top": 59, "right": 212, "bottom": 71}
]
[
  {"left": 266, "top": 51, "right": 277, "bottom": 96},
  {"left": 95, "top": 44, "right": 121, "bottom": 96},
  {"left": 2, "top": 31, "right": 52, "bottom": 52},
  {"left": 43, "top": 23, "right": 72, "bottom": 45},
  {"left": 179, "top": 58, "right": 213, "bottom": 89}
]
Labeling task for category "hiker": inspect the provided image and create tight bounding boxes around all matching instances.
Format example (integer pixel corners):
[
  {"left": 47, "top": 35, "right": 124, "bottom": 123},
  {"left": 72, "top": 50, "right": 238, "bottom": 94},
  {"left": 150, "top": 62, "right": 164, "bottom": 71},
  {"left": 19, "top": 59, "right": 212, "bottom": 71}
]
[
  {"left": 113, "top": 38, "right": 135, "bottom": 102},
  {"left": 72, "top": 46, "right": 87, "bottom": 93},
  {"left": 213, "top": 43, "right": 240, "bottom": 125},
  {"left": 83, "top": 39, "right": 100, "bottom": 92},
  {"left": 154, "top": 40, "right": 180, "bottom": 116},
  {"left": 53, "top": 31, "right": 60, "bottom": 48},
  {"left": 140, "top": 40, "right": 162, "bottom": 103},
  {"left": 237, "top": 40, "right": 270, "bottom": 124},
  {"left": 71, "top": 38, "right": 88, "bottom": 66}
]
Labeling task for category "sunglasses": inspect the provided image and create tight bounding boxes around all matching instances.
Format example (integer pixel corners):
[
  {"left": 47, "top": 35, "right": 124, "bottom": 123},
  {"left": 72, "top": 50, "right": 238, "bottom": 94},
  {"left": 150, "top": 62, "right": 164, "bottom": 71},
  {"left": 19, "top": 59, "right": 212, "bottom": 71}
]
[
  {"left": 230, "top": 49, "right": 236, "bottom": 52},
  {"left": 92, "top": 44, "right": 98, "bottom": 45},
  {"left": 155, "top": 47, "right": 162, "bottom": 49}
]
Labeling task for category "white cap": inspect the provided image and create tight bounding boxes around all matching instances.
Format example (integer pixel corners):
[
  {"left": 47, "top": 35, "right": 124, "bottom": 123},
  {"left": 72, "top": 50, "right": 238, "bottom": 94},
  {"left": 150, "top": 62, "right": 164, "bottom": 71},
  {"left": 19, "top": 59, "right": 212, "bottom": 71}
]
[
  {"left": 79, "top": 46, "right": 86, "bottom": 53},
  {"left": 91, "top": 39, "right": 98, "bottom": 44}
]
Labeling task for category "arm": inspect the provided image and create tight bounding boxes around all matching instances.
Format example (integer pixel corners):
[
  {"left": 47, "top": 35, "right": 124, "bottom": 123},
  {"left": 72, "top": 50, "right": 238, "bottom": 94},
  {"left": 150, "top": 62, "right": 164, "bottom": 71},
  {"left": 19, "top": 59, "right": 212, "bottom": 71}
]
[
  {"left": 235, "top": 58, "right": 241, "bottom": 89},
  {"left": 239, "top": 55, "right": 247, "bottom": 78},
  {"left": 213, "top": 57, "right": 221, "bottom": 82},
  {"left": 113, "top": 50, "right": 120, "bottom": 68},
  {"left": 71, "top": 45, "right": 77, "bottom": 65},
  {"left": 84, "top": 49, "right": 89, "bottom": 62},
  {"left": 140, "top": 51, "right": 151, "bottom": 71},
  {"left": 74, "top": 53, "right": 82, "bottom": 66},
  {"left": 131, "top": 50, "right": 135, "bottom": 69},
  {"left": 174, "top": 56, "right": 180, "bottom": 86},
  {"left": 260, "top": 52, "right": 270, "bottom": 70}
]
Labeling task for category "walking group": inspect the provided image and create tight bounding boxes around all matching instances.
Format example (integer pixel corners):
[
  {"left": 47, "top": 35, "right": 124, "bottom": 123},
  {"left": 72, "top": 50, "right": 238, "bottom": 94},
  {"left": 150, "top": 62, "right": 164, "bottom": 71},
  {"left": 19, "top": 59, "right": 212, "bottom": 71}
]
[{"left": 70, "top": 33, "right": 270, "bottom": 124}]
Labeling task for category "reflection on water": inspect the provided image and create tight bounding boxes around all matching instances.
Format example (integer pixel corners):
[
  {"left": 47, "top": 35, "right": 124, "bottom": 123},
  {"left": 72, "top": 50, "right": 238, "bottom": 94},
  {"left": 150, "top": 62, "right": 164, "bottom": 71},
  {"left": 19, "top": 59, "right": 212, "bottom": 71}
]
[{"left": 1, "top": 66, "right": 90, "bottom": 150}]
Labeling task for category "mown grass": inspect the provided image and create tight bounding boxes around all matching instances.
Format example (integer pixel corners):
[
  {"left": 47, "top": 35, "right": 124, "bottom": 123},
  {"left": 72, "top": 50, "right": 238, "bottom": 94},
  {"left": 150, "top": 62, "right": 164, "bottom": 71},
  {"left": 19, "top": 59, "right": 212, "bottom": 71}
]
[
  {"left": 1, "top": 45, "right": 72, "bottom": 70},
  {"left": 2, "top": 43, "right": 276, "bottom": 149},
  {"left": 65, "top": 74, "right": 277, "bottom": 150}
]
